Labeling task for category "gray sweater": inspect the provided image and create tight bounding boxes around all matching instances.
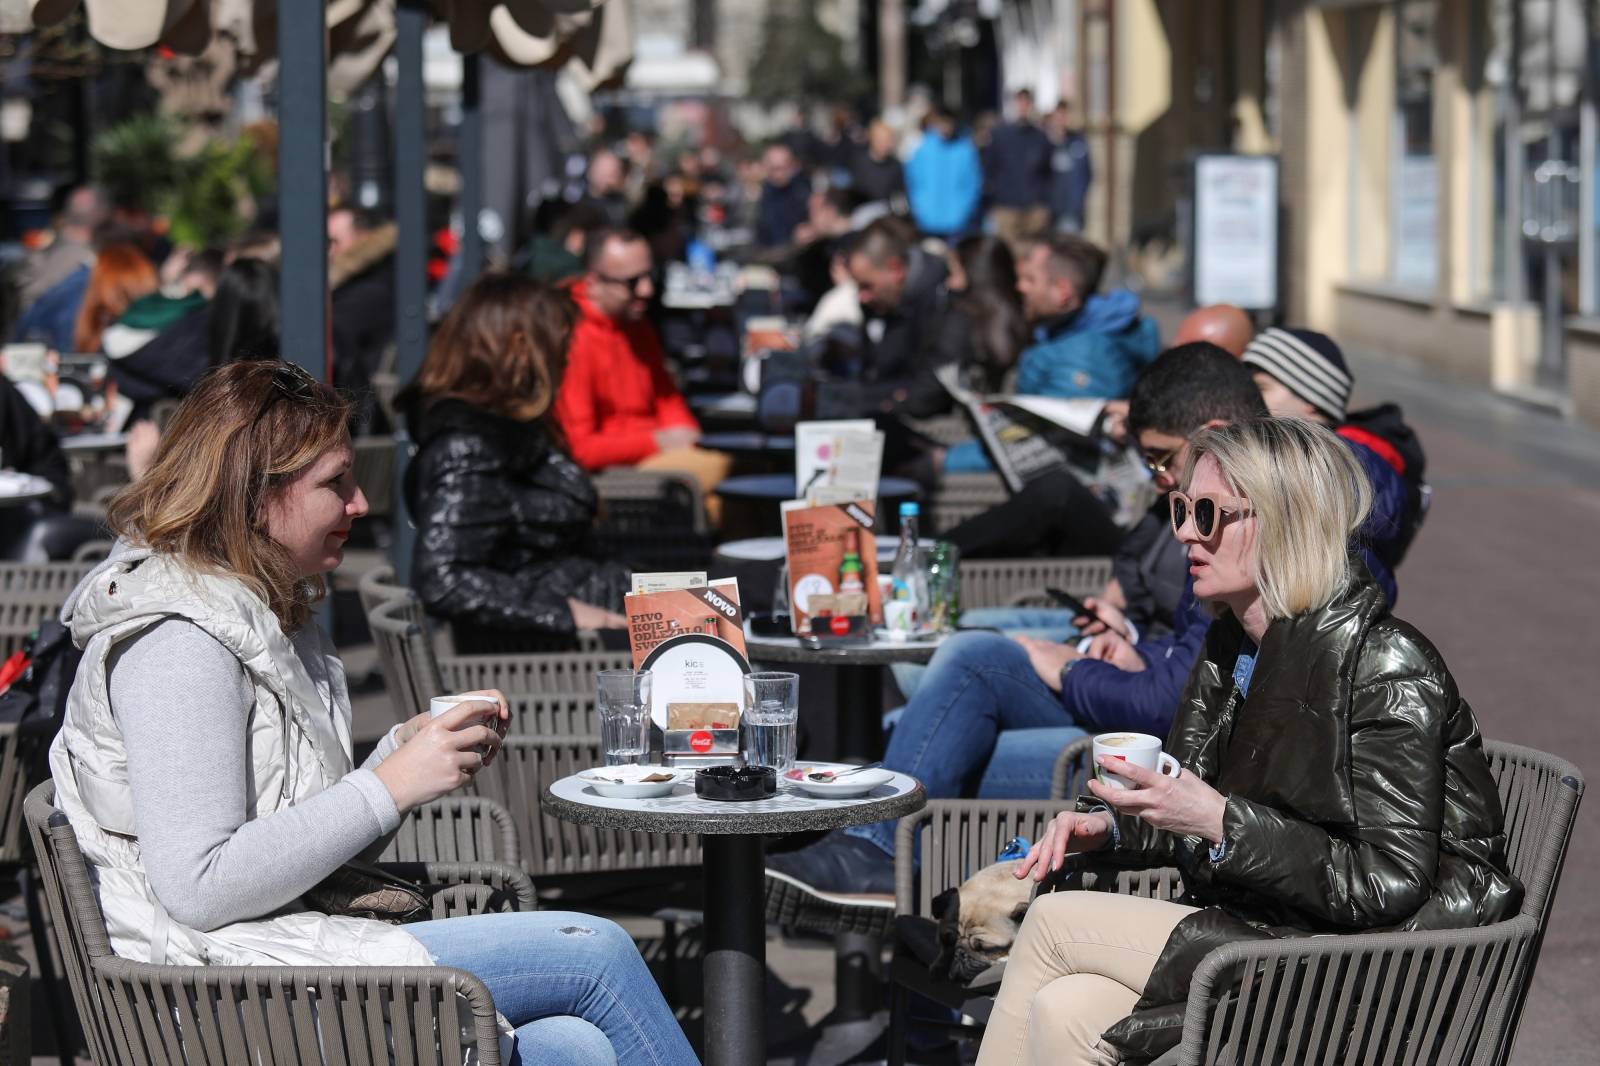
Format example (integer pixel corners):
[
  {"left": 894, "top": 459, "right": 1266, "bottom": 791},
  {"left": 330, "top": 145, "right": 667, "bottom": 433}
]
[{"left": 108, "top": 618, "right": 403, "bottom": 932}]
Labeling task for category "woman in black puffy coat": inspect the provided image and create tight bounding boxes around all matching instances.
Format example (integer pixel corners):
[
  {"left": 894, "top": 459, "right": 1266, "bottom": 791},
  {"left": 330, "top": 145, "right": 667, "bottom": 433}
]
[{"left": 402, "top": 273, "right": 630, "bottom": 651}]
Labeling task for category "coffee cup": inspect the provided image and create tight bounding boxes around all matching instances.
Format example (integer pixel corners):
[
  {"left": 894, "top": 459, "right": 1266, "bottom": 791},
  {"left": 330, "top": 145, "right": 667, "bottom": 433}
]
[
  {"left": 1092, "top": 732, "right": 1179, "bottom": 790},
  {"left": 883, "top": 600, "right": 915, "bottom": 633},
  {"left": 430, "top": 694, "right": 495, "bottom": 754}
]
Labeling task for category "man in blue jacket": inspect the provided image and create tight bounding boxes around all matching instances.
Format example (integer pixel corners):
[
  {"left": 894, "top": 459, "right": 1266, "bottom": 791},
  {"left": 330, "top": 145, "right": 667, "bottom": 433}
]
[
  {"left": 766, "top": 347, "right": 1271, "bottom": 926},
  {"left": 1014, "top": 234, "right": 1160, "bottom": 398},
  {"left": 904, "top": 105, "right": 983, "bottom": 239},
  {"left": 942, "top": 232, "right": 1162, "bottom": 472}
]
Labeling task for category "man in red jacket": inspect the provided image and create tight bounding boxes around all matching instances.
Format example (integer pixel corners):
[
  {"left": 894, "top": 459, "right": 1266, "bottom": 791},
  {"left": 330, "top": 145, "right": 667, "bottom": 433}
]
[{"left": 554, "top": 229, "right": 730, "bottom": 506}]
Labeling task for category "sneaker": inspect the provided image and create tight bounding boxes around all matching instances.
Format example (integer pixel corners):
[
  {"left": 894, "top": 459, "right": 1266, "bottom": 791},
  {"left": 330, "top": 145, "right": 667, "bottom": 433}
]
[{"left": 765, "top": 832, "right": 897, "bottom": 936}]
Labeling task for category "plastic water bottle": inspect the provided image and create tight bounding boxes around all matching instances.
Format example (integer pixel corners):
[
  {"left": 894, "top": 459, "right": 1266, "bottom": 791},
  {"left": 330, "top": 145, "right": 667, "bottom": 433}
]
[{"left": 889, "top": 501, "right": 928, "bottom": 630}]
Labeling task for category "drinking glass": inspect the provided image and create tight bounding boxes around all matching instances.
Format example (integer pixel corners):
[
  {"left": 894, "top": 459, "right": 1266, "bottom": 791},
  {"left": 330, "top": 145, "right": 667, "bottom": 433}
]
[
  {"left": 597, "top": 669, "right": 652, "bottom": 766},
  {"left": 742, "top": 671, "right": 799, "bottom": 772},
  {"left": 926, "top": 541, "right": 961, "bottom": 634}
]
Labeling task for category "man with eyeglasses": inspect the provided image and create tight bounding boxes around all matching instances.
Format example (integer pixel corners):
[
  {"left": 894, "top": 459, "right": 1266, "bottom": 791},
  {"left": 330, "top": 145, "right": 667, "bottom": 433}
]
[
  {"left": 554, "top": 228, "right": 729, "bottom": 496},
  {"left": 765, "top": 345, "right": 1273, "bottom": 924}
]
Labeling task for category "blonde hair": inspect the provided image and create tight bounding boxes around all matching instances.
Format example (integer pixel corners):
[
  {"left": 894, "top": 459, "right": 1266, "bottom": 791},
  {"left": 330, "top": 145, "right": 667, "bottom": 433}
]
[
  {"left": 1185, "top": 417, "right": 1373, "bottom": 620},
  {"left": 107, "top": 360, "right": 354, "bottom": 632}
]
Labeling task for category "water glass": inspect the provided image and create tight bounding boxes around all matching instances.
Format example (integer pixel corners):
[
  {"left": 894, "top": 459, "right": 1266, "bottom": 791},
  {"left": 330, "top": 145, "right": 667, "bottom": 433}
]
[
  {"left": 742, "top": 671, "right": 799, "bottom": 772},
  {"left": 597, "top": 669, "right": 652, "bottom": 766}
]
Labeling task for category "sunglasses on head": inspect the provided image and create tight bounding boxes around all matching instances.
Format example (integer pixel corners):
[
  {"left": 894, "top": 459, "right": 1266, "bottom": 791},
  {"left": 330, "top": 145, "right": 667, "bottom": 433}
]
[
  {"left": 255, "top": 361, "right": 325, "bottom": 422},
  {"left": 1170, "top": 491, "right": 1252, "bottom": 540}
]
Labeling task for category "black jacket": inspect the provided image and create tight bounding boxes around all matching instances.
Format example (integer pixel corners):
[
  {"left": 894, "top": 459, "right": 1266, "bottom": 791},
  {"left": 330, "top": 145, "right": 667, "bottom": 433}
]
[
  {"left": 106, "top": 307, "right": 212, "bottom": 418},
  {"left": 849, "top": 150, "right": 905, "bottom": 204},
  {"left": 0, "top": 375, "right": 70, "bottom": 510},
  {"left": 405, "top": 398, "right": 630, "bottom": 649},
  {"left": 855, "top": 248, "right": 961, "bottom": 418},
  {"left": 1096, "top": 570, "right": 1522, "bottom": 1061}
]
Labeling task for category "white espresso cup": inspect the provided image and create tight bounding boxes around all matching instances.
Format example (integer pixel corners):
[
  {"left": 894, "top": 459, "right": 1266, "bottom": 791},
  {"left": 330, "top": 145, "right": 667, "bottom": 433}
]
[
  {"left": 1092, "top": 731, "right": 1180, "bottom": 790},
  {"left": 430, "top": 694, "right": 496, "bottom": 754}
]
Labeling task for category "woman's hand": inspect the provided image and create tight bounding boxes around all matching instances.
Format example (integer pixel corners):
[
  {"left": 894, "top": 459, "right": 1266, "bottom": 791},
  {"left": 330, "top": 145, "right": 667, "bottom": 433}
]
[
  {"left": 1012, "top": 635, "right": 1080, "bottom": 692},
  {"left": 569, "top": 598, "right": 628, "bottom": 631},
  {"left": 1014, "top": 810, "right": 1114, "bottom": 882},
  {"left": 372, "top": 702, "right": 504, "bottom": 813},
  {"left": 1074, "top": 596, "right": 1129, "bottom": 638},
  {"left": 1087, "top": 630, "right": 1146, "bottom": 672},
  {"left": 394, "top": 689, "right": 510, "bottom": 750},
  {"left": 1087, "top": 757, "right": 1227, "bottom": 844}
]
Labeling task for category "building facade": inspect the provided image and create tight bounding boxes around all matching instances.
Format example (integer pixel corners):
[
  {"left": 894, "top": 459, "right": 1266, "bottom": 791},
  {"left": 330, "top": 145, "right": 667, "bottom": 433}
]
[{"left": 1073, "top": 0, "right": 1600, "bottom": 425}]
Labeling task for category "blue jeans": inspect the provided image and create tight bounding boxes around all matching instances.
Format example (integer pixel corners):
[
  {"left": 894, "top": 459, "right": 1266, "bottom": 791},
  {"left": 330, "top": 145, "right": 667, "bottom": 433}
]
[
  {"left": 977, "top": 727, "right": 1089, "bottom": 798},
  {"left": 890, "top": 608, "right": 1080, "bottom": 700},
  {"left": 848, "top": 630, "right": 1086, "bottom": 855},
  {"left": 408, "top": 912, "right": 698, "bottom": 1066}
]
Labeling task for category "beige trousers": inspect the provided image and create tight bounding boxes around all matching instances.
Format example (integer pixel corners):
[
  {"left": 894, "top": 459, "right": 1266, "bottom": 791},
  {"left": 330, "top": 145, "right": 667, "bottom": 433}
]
[
  {"left": 974, "top": 891, "right": 1198, "bottom": 1066},
  {"left": 636, "top": 446, "right": 733, "bottom": 525}
]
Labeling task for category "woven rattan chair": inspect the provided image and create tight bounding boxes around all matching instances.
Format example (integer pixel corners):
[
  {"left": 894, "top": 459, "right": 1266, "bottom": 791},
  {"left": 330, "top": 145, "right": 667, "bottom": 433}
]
[
  {"left": 24, "top": 781, "right": 535, "bottom": 1066},
  {"left": 367, "top": 595, "right": 443, "bottom": 722},
  {"left": 368, "top": 597, "right": 626, "bottom": 721},
  {"left": 959, "top": 556, "right": 1113, "bottom": 611},
  {"left": 887, "top": 740, "right": 1584, "bottom": 1066},
  {"left": 383, "top": 795, "right": 521, "bottom": 866},
  {"left": 356, "top": 562, "right": 413, "bottom": 620},
  {"left": 924, "top": 472, "right": 1010, "bottom": 536},
  {"left": 592, "top": 468, "right": 714, "bottom": 571},
  {"left": 0, "top": 561, "right": 93, "bottom": 658}
]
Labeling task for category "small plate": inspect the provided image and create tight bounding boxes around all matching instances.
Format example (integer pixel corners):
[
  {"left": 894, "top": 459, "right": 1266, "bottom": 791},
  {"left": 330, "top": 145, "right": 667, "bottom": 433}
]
[
  {"left": 783, "top": 763, "right": 895, "bottom": 798},
  {"left": 578, "top": 766, "right": 684, "bottom": 799}
]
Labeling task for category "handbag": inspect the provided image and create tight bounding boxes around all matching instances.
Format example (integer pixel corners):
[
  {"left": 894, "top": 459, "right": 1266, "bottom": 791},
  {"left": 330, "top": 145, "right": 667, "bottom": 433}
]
[{"left": 304, "top": 859, "right": 431, "bottom": 925}]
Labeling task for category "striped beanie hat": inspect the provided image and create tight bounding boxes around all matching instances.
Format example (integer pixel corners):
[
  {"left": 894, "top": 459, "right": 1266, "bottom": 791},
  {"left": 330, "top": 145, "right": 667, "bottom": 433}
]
[{"left": 1241, "top": 327, "right": 1353, "bottom": 422}]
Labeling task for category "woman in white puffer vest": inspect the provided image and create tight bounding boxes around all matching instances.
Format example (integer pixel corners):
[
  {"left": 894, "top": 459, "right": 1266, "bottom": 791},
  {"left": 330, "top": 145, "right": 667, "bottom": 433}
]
[{"left": 50, "top": 360, "right": 698, "bottom": 1066}]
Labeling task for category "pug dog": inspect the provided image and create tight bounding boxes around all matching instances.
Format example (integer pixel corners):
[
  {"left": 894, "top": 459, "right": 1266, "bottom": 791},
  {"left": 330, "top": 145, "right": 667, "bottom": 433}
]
[{"left": 930, "top": 859, "right": 1037, "bottom": 985}]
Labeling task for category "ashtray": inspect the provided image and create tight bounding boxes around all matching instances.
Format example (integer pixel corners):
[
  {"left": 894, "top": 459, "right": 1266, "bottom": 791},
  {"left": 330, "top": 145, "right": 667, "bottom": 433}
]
[{"left": 695, "top": 765, "right": 777, "bottom": 801}]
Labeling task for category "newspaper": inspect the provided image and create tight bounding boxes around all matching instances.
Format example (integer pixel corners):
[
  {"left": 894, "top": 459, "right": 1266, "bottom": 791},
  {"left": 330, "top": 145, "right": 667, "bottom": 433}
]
[
  {"left": 936, "top": 365, "right": 1153, "bottom": 528},
  {"left": 794, "top": 420, "right": 884, "bottom": 501}
]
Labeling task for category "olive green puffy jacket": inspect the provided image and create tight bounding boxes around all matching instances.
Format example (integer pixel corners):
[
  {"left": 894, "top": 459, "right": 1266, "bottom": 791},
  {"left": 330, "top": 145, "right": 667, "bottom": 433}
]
[{"left": 1098, "top": 570, "right": 1522, "bottom": 1062}]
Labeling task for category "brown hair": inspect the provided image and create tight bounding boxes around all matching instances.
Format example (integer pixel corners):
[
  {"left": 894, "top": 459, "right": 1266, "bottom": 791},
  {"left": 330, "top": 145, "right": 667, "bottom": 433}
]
[
  {"left": 107, "top": 360, "right": 354, "bottom": 632},
  {"left": 74, "top": 244, "right": 158, "bottom": 352},
  {"left": 409, "top": 272, "right": 577, "bottom": 421}
]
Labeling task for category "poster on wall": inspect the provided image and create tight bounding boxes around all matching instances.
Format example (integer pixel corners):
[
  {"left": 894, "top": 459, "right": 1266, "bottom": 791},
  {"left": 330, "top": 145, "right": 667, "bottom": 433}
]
[{"left": 1192, "top": 154, "right": 1280, "bottom": 312}]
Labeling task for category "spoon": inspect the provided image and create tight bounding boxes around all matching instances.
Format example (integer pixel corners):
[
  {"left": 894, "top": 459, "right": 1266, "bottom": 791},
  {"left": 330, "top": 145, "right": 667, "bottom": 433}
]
[{"left": 806, "top": 762, "right": 884, "bottom": 783}]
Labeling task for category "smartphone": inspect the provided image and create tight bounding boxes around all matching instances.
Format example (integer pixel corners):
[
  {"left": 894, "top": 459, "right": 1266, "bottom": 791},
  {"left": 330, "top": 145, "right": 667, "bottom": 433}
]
[{"left": 1045, "top": 587, "right": 1092, "bottom": 617}]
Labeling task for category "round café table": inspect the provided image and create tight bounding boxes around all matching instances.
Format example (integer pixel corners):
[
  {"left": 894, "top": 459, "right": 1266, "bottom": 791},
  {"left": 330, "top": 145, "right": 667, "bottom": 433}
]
[
  {"left": 744, "top": 627, "right": 944, "bottom": 763},
  {"left": 544, "top": 769, "right": 925, "bottom": 1066},
  {"left": 0, "top": 472, "right": 54, "bottom": 508},
  {"left": 698, "top": 432, "right": 796, "bottom": 458}
]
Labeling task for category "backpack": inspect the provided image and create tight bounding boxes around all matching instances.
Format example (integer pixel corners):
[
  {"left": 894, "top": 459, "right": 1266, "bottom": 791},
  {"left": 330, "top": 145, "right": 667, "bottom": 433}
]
[
  {"left": 0, "top": 618, "right": 82, "bottom": 744},
  {"left": 1338, "top": 403, "right": 1429, "bottom": 564}
]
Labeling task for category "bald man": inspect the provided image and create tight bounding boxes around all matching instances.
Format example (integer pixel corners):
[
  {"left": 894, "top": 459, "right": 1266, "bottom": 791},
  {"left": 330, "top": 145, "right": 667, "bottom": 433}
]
[{"left": 1172, "top": 304, "right": 1254, "bottom": 358}]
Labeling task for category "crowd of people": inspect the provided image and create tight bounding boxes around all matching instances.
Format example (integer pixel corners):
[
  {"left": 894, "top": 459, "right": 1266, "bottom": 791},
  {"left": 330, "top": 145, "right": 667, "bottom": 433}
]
[{"left": 0, "top": 89, "right": 1520, "bottom": 1066}]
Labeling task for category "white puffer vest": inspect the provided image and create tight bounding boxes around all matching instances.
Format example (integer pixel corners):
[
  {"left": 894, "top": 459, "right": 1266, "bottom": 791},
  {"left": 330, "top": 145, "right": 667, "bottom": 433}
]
[{"left": 48, "top": 545, "right": 434, "bottom": 968}]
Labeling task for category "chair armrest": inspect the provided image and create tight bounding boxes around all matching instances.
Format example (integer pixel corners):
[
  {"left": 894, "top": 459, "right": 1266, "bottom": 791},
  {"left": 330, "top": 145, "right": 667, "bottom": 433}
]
[
  {"left": 377, "top": 860, "right": 537, "bottom": 917},
  {"left": 1176, "top": 915, "right": 1539, "bottom": 1066},
  {"left": 92, "top": 955, "right": 505, "bottom": 1065},
  {"left": 387, "top": 795, "right": 521, "bottom": 865}
]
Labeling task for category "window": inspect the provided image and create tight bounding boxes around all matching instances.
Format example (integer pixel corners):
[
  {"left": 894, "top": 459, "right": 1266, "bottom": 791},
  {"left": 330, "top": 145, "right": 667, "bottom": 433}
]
[{"left": 1392, "top": 0, "right": 1440, "bottom": 287}]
